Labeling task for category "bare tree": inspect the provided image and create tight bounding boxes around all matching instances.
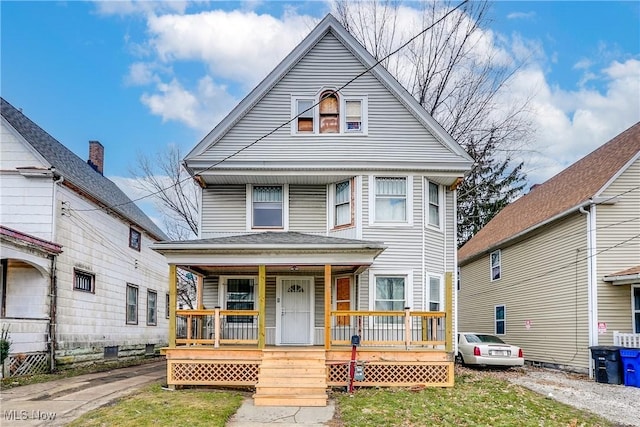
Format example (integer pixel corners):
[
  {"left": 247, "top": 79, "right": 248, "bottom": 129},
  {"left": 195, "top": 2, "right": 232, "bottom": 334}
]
[
  {"left": 130, "top": 145, "right": 199, "bottom": 240},
  {"left": 333, "top": 0, "right": 533, "bottom": 245}
]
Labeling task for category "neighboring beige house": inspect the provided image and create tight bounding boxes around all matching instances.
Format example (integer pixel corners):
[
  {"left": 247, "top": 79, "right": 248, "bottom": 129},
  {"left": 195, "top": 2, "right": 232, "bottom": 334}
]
[
  {"left": 458, "top": 122, "right": 640, "bottom": 375},
  {"left": 151, "top": 14, "right": 473, "bottom": 406},
  {"left": 1, "top": 97, "right": 169, "bottom": 374}
]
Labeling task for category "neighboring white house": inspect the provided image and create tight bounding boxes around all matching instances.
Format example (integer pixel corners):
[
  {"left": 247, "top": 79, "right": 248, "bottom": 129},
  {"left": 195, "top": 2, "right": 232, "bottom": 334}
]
[
  {"left": 151, "top": 14, "right": 474, "bottom": 405},
  {"left": 0, "top": 97, "right": 169, "bottom": 373},
  {"left": 458, "top": 122, "right": 640, "bottom": 375}
]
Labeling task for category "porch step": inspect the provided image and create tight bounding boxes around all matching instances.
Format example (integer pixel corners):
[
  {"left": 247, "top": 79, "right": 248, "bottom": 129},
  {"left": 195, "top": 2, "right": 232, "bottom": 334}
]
[{"left": 253, "top": 348, "right": 328, "bottom": 407}]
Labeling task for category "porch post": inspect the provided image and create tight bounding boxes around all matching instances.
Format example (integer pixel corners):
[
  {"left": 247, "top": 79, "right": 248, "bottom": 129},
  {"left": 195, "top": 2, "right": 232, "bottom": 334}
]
[
  {"left": 324, "top": 264, "right": 331, "bottom": 350},
  {"left": 169, "top": 264, "right": 177, "bottom": 348},
  {"left": 445, "top": 271, "right": 453, "bottom": 353},
  {"left": 258, "top": 265, "right": 266, "bottom": 349},
  {"left": 196, "top": 274, "right": 204, "bottom": 310}
]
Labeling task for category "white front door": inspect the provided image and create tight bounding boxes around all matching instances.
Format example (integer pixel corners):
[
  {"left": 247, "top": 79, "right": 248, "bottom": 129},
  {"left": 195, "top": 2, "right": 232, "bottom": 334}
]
[{"left": 277, "top": 277, "right": 314, "bottom": 345}]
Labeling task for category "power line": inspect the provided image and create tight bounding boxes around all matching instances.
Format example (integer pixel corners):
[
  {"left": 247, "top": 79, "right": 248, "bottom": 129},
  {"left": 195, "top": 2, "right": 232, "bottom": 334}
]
[{"left": 69, "top": 0, "right": 470, "bottom": 214}]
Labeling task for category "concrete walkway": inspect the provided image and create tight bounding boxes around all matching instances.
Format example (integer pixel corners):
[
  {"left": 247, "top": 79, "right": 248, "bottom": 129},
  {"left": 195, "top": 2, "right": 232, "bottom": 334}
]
[
  {"left": 0, "top": 360, "right": 167, "bottom": 426},
  {"left": 0, "top": 360, "right": 336, "bottom": 426}
]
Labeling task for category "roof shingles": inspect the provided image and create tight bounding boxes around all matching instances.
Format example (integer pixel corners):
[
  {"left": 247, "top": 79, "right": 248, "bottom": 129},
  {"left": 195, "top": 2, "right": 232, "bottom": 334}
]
[
  {"left": 1, "top": 97, "right": 168, "bottom": 241},
  {"left": 459, "top": 122, "right": 640, "bottom": 264}
]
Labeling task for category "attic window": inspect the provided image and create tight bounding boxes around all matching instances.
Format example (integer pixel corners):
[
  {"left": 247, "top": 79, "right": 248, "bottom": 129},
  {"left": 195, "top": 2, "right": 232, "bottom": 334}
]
[
  {"left": 296, "top": 99, "right": 314, "bottom": 132},
  {"left": 291, "top": 94, "right": 367, "bottom": 135},
  {"left": 129, "top": 228, "right": 141, "bottom": 251},
  {"left": 319, "top": 91, "right": 339, "bottom": 133}
]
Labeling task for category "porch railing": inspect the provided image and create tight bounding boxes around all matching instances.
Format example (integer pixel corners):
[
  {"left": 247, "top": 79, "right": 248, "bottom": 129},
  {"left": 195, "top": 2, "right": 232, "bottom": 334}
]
[
  {"left": 176, "top": 309, "right": 259, "bottom": 347},
  {"left": 614, "top": 331, "right": 640, "bottom": 348},
  {"left": 329, "top": 309, "right": 447, "bottom": 349}
]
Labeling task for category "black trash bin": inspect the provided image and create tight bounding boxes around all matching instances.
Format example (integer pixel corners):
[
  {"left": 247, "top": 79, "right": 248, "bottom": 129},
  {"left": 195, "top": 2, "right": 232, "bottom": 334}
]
[{"left": 590, "top": 346, "right": 623, "bottom": 384}]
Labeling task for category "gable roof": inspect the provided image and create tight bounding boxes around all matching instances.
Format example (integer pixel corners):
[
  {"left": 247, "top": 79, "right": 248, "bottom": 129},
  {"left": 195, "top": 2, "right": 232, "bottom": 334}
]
[
  {"left": 459, "top": 122, "right": 640, "bottom": 264},
  {"left": 184, "top": 13, "right": 472, "bottom": 170},
  {"left": 1, "top": 97, "right": 168, "bottom": 241}
]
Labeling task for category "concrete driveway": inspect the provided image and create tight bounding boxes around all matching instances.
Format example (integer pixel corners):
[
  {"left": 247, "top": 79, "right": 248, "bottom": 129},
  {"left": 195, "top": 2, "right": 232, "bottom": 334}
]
[{"left": 0, "top": 360, "right": 166, "bottom": 426}]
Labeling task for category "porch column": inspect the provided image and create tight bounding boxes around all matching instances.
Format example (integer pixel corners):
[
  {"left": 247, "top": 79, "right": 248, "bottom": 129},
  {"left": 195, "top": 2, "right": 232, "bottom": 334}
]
[
  {"left": 258, "top": 265, "right": 266, "bottom": 349},
  {"left": 169, "top": 264, "right": 177, "bottom": 348},
  {"left": 324, "top": 264, "right": 331, "bottom": 350},
  {"left": 445, "top": 271, "right": 453, "bottom": 353},
  {"left": 196, "top": 274, "right": 204, "bottom": 310}
]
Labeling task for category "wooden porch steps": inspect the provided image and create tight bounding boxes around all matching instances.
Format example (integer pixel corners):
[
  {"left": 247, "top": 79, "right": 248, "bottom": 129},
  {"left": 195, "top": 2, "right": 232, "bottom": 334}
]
[{"left": 253, "top": 348, "right": 328, "bottom": 407}]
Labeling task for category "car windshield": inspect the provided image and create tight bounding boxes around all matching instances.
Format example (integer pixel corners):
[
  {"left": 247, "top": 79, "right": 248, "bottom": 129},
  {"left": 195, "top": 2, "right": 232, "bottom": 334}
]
[{"left": 464, "top": 334, "right": 505, "bottom": 344}]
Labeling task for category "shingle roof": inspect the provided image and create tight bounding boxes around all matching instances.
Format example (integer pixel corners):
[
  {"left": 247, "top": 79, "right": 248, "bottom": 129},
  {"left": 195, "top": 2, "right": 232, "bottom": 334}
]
[
  {"left": 1, "top": 97, "right": 168, "bottom": 241},
  {"left": 154, "top": 231, "right": 385, "bottom": 249},
  {"left": 459, "top": 122, "right": 640, "bottom": 264}
]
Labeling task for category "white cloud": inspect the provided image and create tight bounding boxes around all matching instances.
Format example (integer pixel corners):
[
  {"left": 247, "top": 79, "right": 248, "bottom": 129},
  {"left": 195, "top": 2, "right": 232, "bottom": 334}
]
[
  {"left": 506, "top": 11, "right": 536, "bottom": 20},
  {"left": 93, "top": 0, "right": 190, "bottom": 17}
]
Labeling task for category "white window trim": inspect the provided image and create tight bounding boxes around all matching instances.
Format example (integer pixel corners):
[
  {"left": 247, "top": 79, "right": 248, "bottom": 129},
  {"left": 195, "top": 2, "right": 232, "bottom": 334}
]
[
  {"left": 290, "top": 93, "right": 368, "bottom": 136},
  {"left": 368, "top": 175, "right": 413, "bottom": 226},
  {"left": 246, "top": 184, "right": 289, "bottom": 231},
  {"left": 495, "top": 304, "right": 506, "bottom": 335},
  {"left": 425, "top": 179, "right": 444, "bottom": 231},
  {"left": 490, "top": 249, "right": 501, "bottom": 281},
  {"left": 633, "top": 285, "right": 640, "bottom": 333},
  {"left": 368, "top": 269, "right": 414, "bottom": 312},
  {"left": 218, "top": 276, "right": 258, "bottom": 310},
  {"left": 426, "top": 273, "right": 444, "bottom": 312},
  {"left": 328, "top": 179, "right": 354, "bottom": 230}
]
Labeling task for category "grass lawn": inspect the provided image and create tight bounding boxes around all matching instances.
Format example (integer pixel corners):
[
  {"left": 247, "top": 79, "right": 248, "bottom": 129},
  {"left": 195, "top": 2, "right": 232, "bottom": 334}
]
[
  {"left": 334, "top": 371, "right": 614, "bottom": 427},
  {"left": 66, "top": 383, "right": 244, "bottom": 427}
]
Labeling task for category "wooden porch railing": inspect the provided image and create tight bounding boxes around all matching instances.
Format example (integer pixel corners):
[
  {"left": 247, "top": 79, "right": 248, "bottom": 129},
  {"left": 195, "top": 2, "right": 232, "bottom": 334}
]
[
  {"left": 176, "top": 308, "right": 260, "bottom": 347},
  {"left": 613, "top": 331, "right": 640, "bottom": 348},
  {"left": 329, "top": 309, "right": 447, "bottom": 349}
]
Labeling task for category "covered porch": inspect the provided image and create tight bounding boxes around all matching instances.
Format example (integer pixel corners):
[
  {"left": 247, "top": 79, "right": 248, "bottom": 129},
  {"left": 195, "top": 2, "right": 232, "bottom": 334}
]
[{"left": 153, "top": 232, "right": 455, "bottom": 406}]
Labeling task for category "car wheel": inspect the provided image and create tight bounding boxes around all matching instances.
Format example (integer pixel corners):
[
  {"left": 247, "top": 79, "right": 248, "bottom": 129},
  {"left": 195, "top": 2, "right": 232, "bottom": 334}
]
[{"left": 455, "top": 353, "right": 466, "bottom": 366}]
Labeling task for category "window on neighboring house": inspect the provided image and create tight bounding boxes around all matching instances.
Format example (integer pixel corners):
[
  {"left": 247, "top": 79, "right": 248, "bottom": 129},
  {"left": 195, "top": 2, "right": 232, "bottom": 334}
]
[
  {"left": 147, "top": 290, "right": 157, "bottom": 326},
  {"left": 252, "top": 185, "right": 283, "bottom": 228},
  {"left": 491, "top": 250, "right": 501, "bottom": 281},
  {"left": 126, "top": 284, "right": 138, "bottom": 325},
  {"left": 428, "top": 275, "right": 442, "bottom": 311},
  {"left": 129, "top": 228, "right": 141, "bottom": 251},
  {"left": 296, "top": 99, "right": 314, "bottom": 133},
  {"left": 334, "top": 180, "right": 352, "bottom": 227},
  {"left": 166, "top": 293, "right": 170, "bottom": 319},
  {"left": 374, "top": 177, "right": 407, "bottom": 222},
  {"left": 633, "top": 286, "right": 640, "bottom": 333},
  {"left": 427, "top": 181, "right": 441, "bottom": 228},
  {"left": 319, "top": 90, "right": 339, "bottom": 133},
  {"left": 74, "top": 269, "right": 95, "bottom": 293},
  {"left": 226, "top": 278, "right": 255, "bottom": 323},
  {"left": 374, "top": 276, "right": 406, "bottom": 324},
  {"left": 495, "top": 304, "right": 506, "bottom": 334}
]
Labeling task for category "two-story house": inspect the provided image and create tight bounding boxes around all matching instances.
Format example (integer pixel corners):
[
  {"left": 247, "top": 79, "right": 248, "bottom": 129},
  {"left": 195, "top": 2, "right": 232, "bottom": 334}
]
[
  {"left": 457, "top": 122, "right": 640, "bottom": 376},
  {"left": 151, "top": 14, "right": 472, "bottom": 406},
  {"left": 1, "top": 97, "right": 169, "bottom": 374}
]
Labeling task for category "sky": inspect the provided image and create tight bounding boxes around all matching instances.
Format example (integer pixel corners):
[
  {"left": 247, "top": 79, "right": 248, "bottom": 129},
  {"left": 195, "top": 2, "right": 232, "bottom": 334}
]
[{"left": 2, "top": 0, "right": 639, "bottom": 229}]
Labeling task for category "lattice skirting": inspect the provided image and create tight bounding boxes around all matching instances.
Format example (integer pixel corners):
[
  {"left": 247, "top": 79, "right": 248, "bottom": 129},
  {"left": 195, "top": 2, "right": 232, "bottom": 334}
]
[
  {"left": 169, "top": 361, "right": 259, "bottom": 385},
  {"left": 4, "top": 352, "right": 50, "bottom": 377},
  {"left": 327, "top": 362, "right": 452, "bottom": 387}
]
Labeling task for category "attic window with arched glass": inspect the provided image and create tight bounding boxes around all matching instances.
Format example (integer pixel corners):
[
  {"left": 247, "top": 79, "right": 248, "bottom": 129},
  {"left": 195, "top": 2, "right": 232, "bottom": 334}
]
[{"left": 319, "top": 90, "right": 339, "bottom": 133}]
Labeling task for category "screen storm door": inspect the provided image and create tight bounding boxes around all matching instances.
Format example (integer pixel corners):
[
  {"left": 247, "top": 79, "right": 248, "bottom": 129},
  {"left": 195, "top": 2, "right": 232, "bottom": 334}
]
[{"left": 277, "top": 277, "right": 314, "bottom": 345}]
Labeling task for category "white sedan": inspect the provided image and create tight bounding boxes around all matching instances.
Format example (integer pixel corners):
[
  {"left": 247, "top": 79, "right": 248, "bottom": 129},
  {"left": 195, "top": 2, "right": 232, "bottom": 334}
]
[{"left": 456, "top": 332, "right": 524, "bottom": 367}]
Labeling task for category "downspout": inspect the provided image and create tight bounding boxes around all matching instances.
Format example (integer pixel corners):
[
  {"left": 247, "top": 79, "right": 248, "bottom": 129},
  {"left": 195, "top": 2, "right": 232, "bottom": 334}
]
[
  {"left": 452, "top": 187, "right": 458, "bottom": 357},
  {"left": 49, "top": 172, "right": 63, "bottom": 372},
  {"left": 580, "top": 203, "right": 598, "bottom": 379},
  {"left": 421, "top": 179, "right": 426, "bottom": 311}
]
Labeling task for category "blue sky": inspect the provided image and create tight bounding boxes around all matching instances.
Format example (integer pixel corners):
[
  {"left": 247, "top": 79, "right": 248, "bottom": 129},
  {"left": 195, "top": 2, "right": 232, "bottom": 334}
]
[{"left": 2, "top": 1, "right": 639, "bottom": 227}]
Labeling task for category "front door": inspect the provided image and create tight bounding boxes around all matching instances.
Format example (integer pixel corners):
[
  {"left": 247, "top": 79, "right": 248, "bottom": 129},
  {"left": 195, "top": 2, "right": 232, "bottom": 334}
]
[{"left": 277, "top": 277, "right": 314, "bottom": 345}]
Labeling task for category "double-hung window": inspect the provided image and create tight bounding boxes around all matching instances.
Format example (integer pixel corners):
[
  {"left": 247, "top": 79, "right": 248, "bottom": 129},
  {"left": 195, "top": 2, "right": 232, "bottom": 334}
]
[
  {"left": 226, "top": 278, "right": 255, "bottom": 323},
  {"left": 374, "top": 276, "right": 406, "bottom": 324},
  {"left": 490, "top": 250, "right": 501, "bottom": 281},
  {"left": 428, "top": 275, "right": 442, "bottom": 311},
  {"left": 345, "top": 99, "right": 363, "bottom": 132},
  {"left": 495, "top": 304, "right": 506, "bottom": 334},
  {"left": 147, "top": 290, "right": 157, "bottom": 326},
  {"left": 427, "top": 181, "right": 441, "bottom": 228},
  {"left": 334, "top": 180, "right": 352, "bottom": 227},
  {"left": 374, "top": 177, "right": 407, "bottom": 223},
  {"left": 126, "top": 284, "right": 138, "bottom": 325},
  {"left": 252, "top": 185, "right": 284, "bottom": 228},
  {"left": 129, "top": 227, "right": 141, "bottom": 251},
  {"left": 296, "top": 99, "right": 315, "bottom": 133}
]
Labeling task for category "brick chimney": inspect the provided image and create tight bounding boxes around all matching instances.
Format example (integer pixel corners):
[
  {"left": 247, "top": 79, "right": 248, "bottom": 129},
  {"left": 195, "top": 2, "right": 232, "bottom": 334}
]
[{"left": 88, "top": 140, "right": 104, "bottom": 175}]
